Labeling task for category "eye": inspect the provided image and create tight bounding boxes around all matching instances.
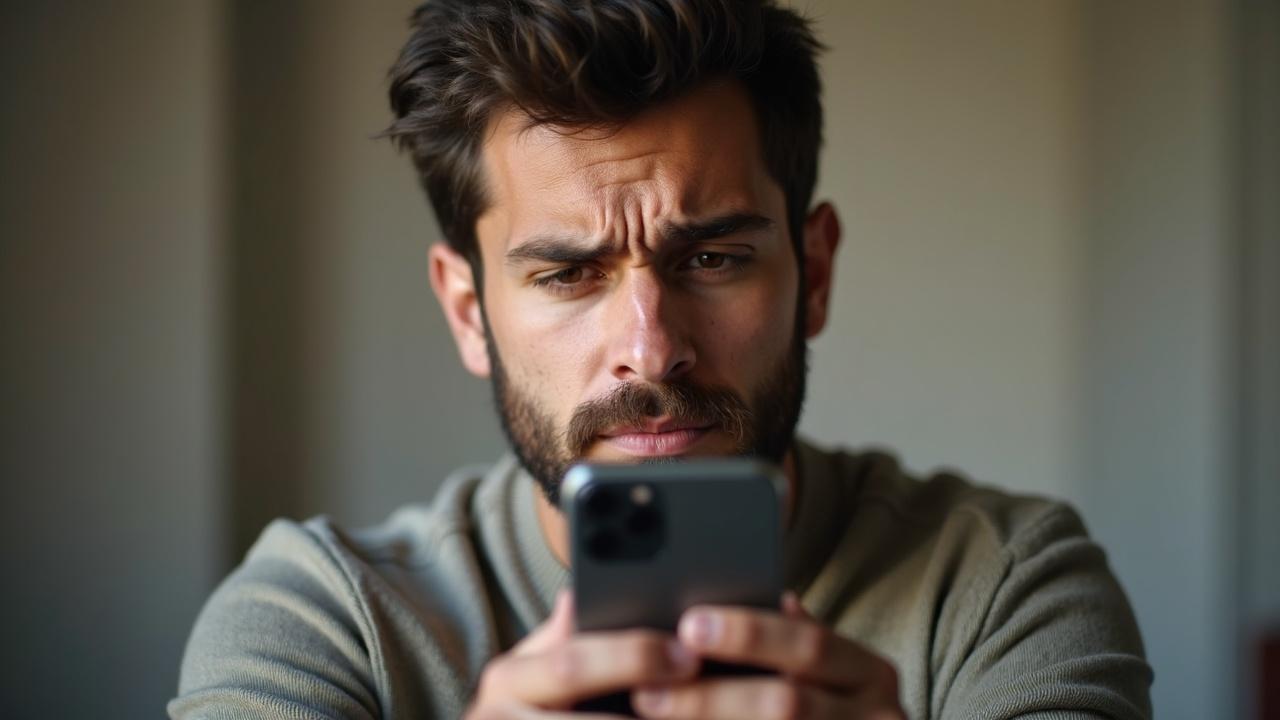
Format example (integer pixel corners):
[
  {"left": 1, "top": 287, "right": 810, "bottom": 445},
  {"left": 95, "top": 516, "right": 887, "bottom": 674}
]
[
  {"left": 681, "top": 251, "right": 750, "bottom": 274},
  {"left": 530, "top": 265, "right": 601, "bottom": 296},
  {"left": 552, "top": 266, "right": 585, "bottom": 284},
  {"left": 691, "top": 252, "right": 727, "bottom": 269}
]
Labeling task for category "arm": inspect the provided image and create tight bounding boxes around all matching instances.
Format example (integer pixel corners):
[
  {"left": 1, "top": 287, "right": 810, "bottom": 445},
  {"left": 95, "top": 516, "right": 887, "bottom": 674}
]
[
  {"left": 170, "top": 522, "right": 695, "bottom": 720},
  {"left": 168, "top": 520, "right": 380, "bottom": 720},
  {"left": 939, "top": 507, "right": 1153, "bottom": 720}
]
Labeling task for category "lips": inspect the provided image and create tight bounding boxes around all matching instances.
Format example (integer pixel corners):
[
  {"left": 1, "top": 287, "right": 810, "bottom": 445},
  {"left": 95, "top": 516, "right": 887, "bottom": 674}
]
[
  {"left": 597, "top": 419, "right": 713, "bottom": 456},
  {"left": 599, "top": 418, "right": 709, "bottom": 437}
]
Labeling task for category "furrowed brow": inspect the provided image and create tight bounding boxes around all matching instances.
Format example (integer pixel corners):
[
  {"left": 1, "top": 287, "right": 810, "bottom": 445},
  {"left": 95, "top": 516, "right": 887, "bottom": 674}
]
[
  {"left": 503, "top": 213, "right": 774, "bottom": 267},
  {"left": 663, "top": 213, "right": 775, "bottom": 244},
  {"left": 505, "top": 236, "right": 612, "bottom": 267}
]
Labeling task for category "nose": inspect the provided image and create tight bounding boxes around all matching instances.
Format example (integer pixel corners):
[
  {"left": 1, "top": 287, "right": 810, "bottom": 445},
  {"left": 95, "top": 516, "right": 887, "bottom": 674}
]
[{"left": 605, "top": 269, "right": 695, "bottom": 384}]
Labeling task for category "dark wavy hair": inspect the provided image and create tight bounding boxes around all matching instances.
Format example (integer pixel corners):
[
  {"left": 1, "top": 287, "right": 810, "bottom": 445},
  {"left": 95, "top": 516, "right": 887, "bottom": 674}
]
[{"left": 383, "top": 0, "right": 824, "bottom": 268}]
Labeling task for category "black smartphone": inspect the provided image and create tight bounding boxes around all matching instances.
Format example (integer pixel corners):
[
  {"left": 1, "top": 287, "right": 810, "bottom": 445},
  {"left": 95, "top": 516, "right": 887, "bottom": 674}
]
[{"left": 561, "top": 459, "right": 785, "bottom": 715}]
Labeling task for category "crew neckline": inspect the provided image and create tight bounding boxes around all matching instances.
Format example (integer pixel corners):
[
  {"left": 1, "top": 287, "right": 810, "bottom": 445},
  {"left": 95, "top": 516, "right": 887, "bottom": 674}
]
[{"left": 474, "top": 439, "right": 847, "bottom": 635}]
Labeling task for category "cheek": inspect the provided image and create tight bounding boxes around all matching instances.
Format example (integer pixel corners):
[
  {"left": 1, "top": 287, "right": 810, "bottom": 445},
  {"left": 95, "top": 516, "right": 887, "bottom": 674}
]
[
  {"left": 487, "top": 290, "right": 600, "bottom": 416},
  {"left": 699, "top": 271, "right": 798, "bottom": 373}
]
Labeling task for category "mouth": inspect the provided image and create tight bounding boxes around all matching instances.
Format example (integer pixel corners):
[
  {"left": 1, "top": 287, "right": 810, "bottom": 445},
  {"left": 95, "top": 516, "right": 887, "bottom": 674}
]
[{"left": 596, "top": 419, "right": 714, "bottom": 457}]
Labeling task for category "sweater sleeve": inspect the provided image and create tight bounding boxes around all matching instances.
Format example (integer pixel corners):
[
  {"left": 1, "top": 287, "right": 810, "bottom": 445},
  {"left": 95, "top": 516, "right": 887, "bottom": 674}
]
[
  {"left": 938, "top": 506, "right": 1153, "bottom": 720},
  {"left": 168, "top": 519, "right": 381, "bottom": 720}
]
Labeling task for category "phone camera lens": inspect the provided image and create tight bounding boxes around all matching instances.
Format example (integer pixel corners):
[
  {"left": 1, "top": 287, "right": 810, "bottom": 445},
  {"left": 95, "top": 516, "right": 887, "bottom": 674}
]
[
  {"left": 586, "top": 528, "right": 621, "bottom": 560},
  {"left": 583, "top": 486, "right": 618, "bottom": 517},
  {"left": 626, "top": 507, "right": 660, "bottom": 535}
]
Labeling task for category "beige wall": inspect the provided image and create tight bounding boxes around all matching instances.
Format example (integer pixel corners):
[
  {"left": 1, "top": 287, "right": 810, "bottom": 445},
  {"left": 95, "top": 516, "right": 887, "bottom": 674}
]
[
  {"left": 3, "top": 1, "right": 1270, "bottom": 717},
  {"left": 799, "top": 0, "right": 1083, "bottom": 500},
  {"left": 273, "top": 1, "right": 503, "bottom": 527},
  {"left": 1078, "top": 2, "right": 1239, "bottom": 717},
  {"left": 1, "top": 2, "right": 226, "bottom": 716}
]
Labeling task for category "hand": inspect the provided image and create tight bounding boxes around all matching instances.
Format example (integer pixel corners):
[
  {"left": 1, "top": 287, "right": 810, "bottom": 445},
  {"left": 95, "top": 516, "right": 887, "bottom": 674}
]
[
  {"left": 629, "top": 593, "right": 905, "bottom": 719},
  {"left": 465, "top": 591, "right": 702, "bottom": 719}
]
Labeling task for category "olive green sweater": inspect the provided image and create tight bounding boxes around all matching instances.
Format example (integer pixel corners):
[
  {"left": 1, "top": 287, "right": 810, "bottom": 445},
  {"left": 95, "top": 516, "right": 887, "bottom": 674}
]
[{"left": 170, "top": 441, "right": 1152, "bottom": 719}]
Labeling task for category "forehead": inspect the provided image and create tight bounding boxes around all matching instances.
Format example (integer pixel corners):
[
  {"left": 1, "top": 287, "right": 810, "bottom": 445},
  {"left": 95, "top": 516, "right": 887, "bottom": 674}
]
[{"left": 476, "top": 81, "right": 777, "bottom": 243}]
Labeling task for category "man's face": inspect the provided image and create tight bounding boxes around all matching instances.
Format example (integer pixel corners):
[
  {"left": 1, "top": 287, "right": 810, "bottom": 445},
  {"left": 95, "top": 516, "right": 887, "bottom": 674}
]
[{"left": 445, "top": 81, "right": 818, "bottom": 503}]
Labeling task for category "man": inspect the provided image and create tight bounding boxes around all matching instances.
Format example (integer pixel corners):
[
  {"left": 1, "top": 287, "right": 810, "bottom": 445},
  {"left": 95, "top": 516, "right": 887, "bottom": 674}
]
[{"left": 171, "top": 1, "right": 1152, "bottom": 718}]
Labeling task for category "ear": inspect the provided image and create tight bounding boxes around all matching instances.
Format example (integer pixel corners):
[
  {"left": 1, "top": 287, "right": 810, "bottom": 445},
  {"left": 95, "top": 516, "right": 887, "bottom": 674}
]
[
  {"left": 801, "top": 202, "right": 842, "bottom": 338},
  {"left": 429, "top": 242, "right": 491, "bottom": 378}
]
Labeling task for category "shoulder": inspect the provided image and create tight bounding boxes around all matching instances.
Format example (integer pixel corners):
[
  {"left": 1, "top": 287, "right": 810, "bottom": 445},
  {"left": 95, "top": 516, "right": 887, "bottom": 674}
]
[
  {"left": 803, "top": 440, "right": 1079, "bottom": 567},
  {"left": 222, "top": 464, "right": 489, "bottom": 598},
  {"left": 803, "top": 440, "right": 1117, "bottom": 617},
  {"left": 340, "top": 463, "right": 491, "bottom": 569},
  {"left": 171, "top": 516, "right": 383, "bottom": 718},
  {"left": 171, "top": 466, "right": 493, "bottom": 719},
  {"left": 799, "top": 441, "right": 1151, "bottom": 719}
]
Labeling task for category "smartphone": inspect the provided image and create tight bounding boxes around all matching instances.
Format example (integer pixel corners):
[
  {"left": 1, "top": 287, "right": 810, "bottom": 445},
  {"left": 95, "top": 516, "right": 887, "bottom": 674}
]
[{"left": 561, "top": 459, "right": 785, "bottom": 714}]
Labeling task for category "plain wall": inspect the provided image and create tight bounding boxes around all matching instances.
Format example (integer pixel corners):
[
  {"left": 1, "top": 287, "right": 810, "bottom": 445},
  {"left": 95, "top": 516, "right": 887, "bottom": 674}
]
[
  {"left": 245, "top": 1, "right": 504, "bottom": 528},
  {"left": 0, "top": 2, "right": 225, "bottom": 717},
  {"left": 800, "top": 0, "right": 1083, "bottom": 506},
  {"left": 1078, "top": 2, "right": 1238, "bottom": 717},
  {"left": 1239, "top": 0, "right": 1280, "bottom": 713}
]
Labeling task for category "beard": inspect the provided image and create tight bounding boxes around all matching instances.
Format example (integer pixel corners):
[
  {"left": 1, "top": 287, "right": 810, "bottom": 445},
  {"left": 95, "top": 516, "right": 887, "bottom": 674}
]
[{"left": 484, "top": 309, "right": 809, "bottom": 507}]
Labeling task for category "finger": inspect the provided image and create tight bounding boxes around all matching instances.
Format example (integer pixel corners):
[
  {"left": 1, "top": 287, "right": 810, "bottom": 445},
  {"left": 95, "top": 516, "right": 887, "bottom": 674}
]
[
  {"left": 512, "top": 590, "right": 574, "bottom": 656},
  {"left": 477, "top": 629, "right": 700, "bottom": 709},
  {"left": 467, "top": 704, "right": 630, "bottom": 720},
  {"left": 780, "top": 591, "right": 810, "bottom": 619},
  {"left": 677, "top": 605, "right": 894, "bottom": 690},
  {"left": 632, "top": 676, "right": 850, "bottom": 720}
]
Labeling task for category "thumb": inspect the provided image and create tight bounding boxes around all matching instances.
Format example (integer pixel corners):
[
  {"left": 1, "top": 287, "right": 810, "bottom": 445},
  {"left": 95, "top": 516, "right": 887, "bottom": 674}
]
[{"left": 513, "top": 589, "right": 574, "bottom": 656}]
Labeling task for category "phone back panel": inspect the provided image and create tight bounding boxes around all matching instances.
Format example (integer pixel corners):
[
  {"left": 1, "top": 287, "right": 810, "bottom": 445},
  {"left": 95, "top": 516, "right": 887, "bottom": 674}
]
[{"left": 562, "top": 459, "right": 784, "bottom": 633}]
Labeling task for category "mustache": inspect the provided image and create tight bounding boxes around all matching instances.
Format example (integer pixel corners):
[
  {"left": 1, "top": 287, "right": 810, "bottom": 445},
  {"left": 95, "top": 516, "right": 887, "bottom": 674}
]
[{"left": 563, "top": 381, "right": 753, "bottom": 456}]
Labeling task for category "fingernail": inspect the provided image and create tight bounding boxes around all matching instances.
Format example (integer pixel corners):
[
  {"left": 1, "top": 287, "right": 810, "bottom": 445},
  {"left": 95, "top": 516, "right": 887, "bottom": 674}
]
[
  {"left": 679, "top": 610, "right": 722, "bottom": 648},
  {"left": 634, "top": 687, "right": 672, "bottom": 716},
  {"left": 666, "top": 638, "right": 697, "bottom": 673}
]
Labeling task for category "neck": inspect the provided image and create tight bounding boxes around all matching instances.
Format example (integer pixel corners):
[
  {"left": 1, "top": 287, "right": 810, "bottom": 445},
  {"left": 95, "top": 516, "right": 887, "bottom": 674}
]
[{"left": 534, "top": 447, "right": 801, "bottom": 567}]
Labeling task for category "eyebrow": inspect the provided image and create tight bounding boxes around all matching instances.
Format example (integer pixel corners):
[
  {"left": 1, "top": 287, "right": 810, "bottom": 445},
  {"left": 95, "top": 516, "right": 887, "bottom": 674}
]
[{"left": 504, "top": 212, "right": 776, "bottom": 266}]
